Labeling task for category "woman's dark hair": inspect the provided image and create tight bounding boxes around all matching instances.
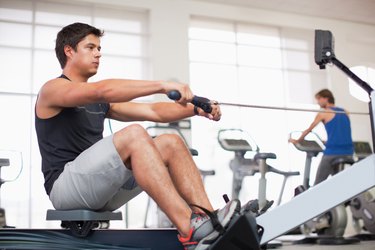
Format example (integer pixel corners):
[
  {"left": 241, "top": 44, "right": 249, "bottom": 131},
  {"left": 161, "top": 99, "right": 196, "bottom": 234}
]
[
  {"left": 55, "top": 22, "right": 104, "bottom": 69},
  {"left": 315, "top": 89, "right": 335, "bottom": 104}
]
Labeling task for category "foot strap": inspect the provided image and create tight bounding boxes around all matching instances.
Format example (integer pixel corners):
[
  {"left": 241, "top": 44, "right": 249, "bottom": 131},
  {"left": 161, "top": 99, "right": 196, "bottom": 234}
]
[{"left": 190, "top": 204, "right": 225, "bottom": 234}]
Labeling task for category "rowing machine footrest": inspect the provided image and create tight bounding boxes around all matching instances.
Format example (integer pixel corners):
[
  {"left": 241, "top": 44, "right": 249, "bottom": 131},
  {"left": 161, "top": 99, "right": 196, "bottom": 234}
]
[
  {"left": 46, "top": 209, "right": 122, "bottom": 238},
  {"left": 209, "top": 212, "right": 263, "bottom": 250}
]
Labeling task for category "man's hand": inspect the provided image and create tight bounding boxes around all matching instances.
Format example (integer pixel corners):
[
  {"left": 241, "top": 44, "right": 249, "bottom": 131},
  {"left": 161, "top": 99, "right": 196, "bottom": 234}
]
[
  {"left": 196, "top": 100, "right": 221, "bottom": 121},
  {"left": 162, "top": 81, "right": 194, "bottom": 104}
]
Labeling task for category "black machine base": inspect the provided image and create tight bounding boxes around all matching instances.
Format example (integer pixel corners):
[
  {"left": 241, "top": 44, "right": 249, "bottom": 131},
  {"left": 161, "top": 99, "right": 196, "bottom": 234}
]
[
  {"left": 293, "top": 236, "right": 360, "bottom": 245},
  {"left": 352, "top": 233, "right": 375, "bottom": 241},
  {"left": 209, "top": 212, "right": 263, "bottom": 250},
  {"left": 0, "top": 223, "right": 262, "bottom": 250},
  {"left": 0, "top": 212, "right": 264, "bottom": 250}
]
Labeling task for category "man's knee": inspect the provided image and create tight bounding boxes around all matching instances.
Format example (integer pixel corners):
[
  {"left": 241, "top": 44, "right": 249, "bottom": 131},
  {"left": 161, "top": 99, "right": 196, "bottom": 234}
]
[
  {"left": 155, "top": 133, "right": 186, "bottom": 150},
  {"left": 115, "top": 124, "right": 150, "bottom": 143},
  {"left": 113, "top": 124, "right": 153, "bottom": 156}
]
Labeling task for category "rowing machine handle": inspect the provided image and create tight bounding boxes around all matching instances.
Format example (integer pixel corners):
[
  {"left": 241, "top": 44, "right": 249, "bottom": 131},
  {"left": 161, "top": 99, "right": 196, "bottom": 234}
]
[{"left": 167, "top": 90, "right": 213, "bottom": 113}]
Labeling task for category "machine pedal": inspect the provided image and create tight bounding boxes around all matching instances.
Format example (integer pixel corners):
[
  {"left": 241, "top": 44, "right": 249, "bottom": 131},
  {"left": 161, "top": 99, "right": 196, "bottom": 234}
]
[{"left": 208, "top": 212, "right": 263, "bottom": 250}]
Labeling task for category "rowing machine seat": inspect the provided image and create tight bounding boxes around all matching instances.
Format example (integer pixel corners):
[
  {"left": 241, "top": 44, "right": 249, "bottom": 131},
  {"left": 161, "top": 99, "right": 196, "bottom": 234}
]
[{"left": 46, "top": 209, "right": 122, "bottom": 237}]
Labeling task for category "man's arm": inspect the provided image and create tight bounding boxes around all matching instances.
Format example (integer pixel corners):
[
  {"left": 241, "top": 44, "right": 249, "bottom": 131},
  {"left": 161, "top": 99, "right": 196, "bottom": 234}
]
[
  {"left": 108, "top": 101, "right": 222, "bottom": 123},
  {"left": 39, "top": 78, "right": 192, "bottom": 107},
  {"left": 289, "top": 113, "right": 325, "bottom": 144},
  {"left": 36, "top": 78, "right": 193, "bottom": 118}
]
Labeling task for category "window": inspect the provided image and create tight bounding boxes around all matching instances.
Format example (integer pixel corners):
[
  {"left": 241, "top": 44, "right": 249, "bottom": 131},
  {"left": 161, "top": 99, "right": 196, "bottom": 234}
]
[
  {"left": 0, "top": 0, "right": 149, "bottom": 228},
  {"left": 348, "top": 66, "right": 375, "bottom": 102},
  {"left": 189, "top": 17, "right": 329, "bottom": 206}
]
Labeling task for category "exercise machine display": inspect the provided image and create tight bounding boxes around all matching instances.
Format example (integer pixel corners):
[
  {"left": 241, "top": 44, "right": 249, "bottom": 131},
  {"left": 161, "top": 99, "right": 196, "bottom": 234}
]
[{"left": 218, "top": 128, "right": 299, "bottom": 208}]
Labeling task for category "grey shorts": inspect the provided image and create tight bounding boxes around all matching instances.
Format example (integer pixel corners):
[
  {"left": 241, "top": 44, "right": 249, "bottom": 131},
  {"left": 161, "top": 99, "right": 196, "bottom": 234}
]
[{"left": 49, "top": 135, "right": 143, "bottom": 211}]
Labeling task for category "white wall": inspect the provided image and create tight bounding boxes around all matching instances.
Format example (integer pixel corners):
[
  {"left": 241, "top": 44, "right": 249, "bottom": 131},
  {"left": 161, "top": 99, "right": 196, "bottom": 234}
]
[{"left": 81, "top": 0, "right": 375, "bottom": 142}]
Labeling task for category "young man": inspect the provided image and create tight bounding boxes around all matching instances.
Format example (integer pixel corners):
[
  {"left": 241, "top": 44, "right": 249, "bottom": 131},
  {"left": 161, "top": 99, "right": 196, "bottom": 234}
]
[
  {"left": 35, "top": 22, "right": 240, "bottom": 250},
  {"left": 289, "top": 89, "right": 354, "bottom": 185}
]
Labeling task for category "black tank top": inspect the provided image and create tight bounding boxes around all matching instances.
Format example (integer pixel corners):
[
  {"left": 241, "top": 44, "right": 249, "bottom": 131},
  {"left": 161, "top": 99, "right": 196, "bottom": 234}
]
[{"left": 35, "top": 75, "right": 110, "bottom": 195}]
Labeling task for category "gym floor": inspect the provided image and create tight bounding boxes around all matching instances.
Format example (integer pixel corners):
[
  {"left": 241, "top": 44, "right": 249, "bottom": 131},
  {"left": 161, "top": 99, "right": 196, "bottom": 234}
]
[
  {"left": 280, "top": 241, "right": 375, "bottom": 250},
  {"left": 274, "top": 235, "right": 375, "bottom": 250}
]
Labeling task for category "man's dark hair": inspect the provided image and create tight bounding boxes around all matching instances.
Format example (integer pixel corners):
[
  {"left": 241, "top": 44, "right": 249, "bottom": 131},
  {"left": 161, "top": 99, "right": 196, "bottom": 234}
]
[
  {"left": 315, "top": 89, "right": 335, "bottom": 104},
  {"left": 55, "top": 22, "right": 104, "bottom": 69}
]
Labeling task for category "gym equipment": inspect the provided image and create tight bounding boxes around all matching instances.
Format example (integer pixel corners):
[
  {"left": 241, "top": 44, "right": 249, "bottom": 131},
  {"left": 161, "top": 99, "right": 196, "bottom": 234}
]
[
  {"left": 0, "top": 151, "right": 22, "bottom": 229},
  {"left": 350, "top": 141, "right": 375, "bottom": 239},
  {"left": 216, "top": 102, "right": 369, "bottom": 116},
  {"left": 256, "top": 29, "right": 375, "bottom": 246},
  {"left": 217, "top": 129, "right": 298, "bottom": 249},
  {"left": 314, "top": 29, "right": 375, "bottom": 145},
  {"left": 143, "top": 121, "right": 215, "bottom": 228},
  {"left": 351, "top": 190, "right": 375, "bottom": 239},
  {"left": 218, "top": 128, "right": 300, "bottom": 208},
  {"left": 0, "top": 158, "right": 9, "bottom": 228},
  {"left": 354, "top": 141, "right": 373, "bottom": 161},
  {"left": 46, "top": 209, "right": 122, "bottom": 237},
  {"left": 208, "top": 205, "right": 263, "bottom": 250},
  {"left": 0, "top": 207, "right": 262, "bottom": 250},
  {"left": 290, "top": 131, "right": 358, "bottom": 244},
  {"left": 289, "top": 131, "right": 324, "bottom": 189}
]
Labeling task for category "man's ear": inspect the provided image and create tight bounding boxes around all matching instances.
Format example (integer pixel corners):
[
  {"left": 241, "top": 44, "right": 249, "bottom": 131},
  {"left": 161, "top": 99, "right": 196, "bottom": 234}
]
[{"left": 64, "top": 45, "right": 74, "bottom": 59}]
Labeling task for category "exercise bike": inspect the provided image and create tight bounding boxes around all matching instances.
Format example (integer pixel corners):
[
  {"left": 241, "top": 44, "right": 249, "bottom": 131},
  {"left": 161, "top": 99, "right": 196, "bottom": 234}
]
[
  {"left": 290, "top": 131, "right": 359, "bottom": 244},
  {"left": 217, "top": 128, "right": 300, "bottom": 209},
  {"left": 0, "top": 158, "right": 10, "bottom": 228},
  {"left": 0, "top": 150, "right": 22, "bottom": 229}
]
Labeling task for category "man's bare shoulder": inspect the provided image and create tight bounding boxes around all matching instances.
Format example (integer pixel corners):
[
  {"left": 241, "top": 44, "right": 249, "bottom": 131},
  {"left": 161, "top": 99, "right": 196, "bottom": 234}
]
[
  {"left": 36, "top": 78, "right": 66, "bottom": 118},
  {"left": 40, "top": 77, "right": 69, "bottom": 91},
  {"left": 37, "top": 78, "right": 73, "bottom": 102}
]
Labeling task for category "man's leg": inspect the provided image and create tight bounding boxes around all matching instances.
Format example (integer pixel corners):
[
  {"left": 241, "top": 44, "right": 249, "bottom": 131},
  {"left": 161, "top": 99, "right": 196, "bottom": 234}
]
[
  {"left": 314, "top": 155, "right": 336, "bottom": 185},
  {"left": 113, "top": 124, "right": 193, "bottom": 236},
  {"left": 152, "top": 133, "right": 214, "bottom": 213},
  {"left": 50, "top": 134, "right": 141, "bottom": 210}
]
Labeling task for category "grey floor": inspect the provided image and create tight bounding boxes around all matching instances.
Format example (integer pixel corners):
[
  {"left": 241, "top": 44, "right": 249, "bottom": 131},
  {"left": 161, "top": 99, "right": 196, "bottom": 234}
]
[
  {"left": 280, "top": 241, "right": 375, "bottom": 250},
  {"left": 273, "top": 235, "right": 375, "bottom": 250}
]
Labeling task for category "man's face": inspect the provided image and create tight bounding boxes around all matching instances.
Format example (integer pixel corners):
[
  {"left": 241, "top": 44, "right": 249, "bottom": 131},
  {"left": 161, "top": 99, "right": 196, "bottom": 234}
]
[
  {"left": 70, "top": 34, "right": 101, "bottom": 77},
  {"left": 316, "top": 95, "right": 328, "bottom": 108}
]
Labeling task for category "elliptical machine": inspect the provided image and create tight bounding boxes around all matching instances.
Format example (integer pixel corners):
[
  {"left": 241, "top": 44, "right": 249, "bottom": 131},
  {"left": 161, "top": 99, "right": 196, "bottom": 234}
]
[{"left": 290, "top": 131, "right": 359, "bottom": 244}]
